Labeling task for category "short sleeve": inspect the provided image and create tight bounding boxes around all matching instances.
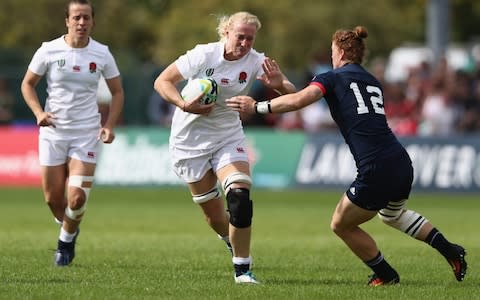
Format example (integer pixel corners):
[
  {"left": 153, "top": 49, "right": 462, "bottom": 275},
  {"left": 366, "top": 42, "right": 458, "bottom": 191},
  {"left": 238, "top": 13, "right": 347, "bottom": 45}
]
[
  {"left": 311, "top": 71, "right": 335, "bottom": 97},
  {"left": 102, "top": 48, "right": 120, "bottom": 79},
  {"left": 27, "top": 43, "right": 48, "bottom": 76},
  {"left": 175, "top": 44, "right": 207, "bottom": 79}
]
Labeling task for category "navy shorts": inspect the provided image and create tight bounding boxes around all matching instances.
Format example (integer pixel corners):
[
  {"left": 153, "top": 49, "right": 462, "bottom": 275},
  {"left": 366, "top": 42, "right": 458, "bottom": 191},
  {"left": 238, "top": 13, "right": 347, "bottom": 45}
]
[{"left": 346, "top": 149, "right": 414, "bottom": 211}]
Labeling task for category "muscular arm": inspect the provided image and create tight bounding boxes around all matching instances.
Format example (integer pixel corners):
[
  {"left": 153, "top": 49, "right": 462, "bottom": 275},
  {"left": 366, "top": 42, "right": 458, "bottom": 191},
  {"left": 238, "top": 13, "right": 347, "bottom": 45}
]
[
  {"left": 153, "top": 63, "right": 214, "bottom": 114},
  {"left": 270, "top": 85, "right": 323, "bottom": 112},
  {"left": 153, "top": 63, "right": 185, "bottom": 109},
  {"left": 227, "top": 85, "right": 324, "bottom": 114}
]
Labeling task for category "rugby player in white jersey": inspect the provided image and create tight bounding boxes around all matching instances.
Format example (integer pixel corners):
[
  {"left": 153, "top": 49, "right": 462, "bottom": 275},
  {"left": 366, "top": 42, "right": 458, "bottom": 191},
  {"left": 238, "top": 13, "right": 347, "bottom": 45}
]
[
  {"left": 21, "top": 0, "right": 124, "bottom": 267},
  {"left": 154, "top": 11, "right": 295, "bottom": 283}
]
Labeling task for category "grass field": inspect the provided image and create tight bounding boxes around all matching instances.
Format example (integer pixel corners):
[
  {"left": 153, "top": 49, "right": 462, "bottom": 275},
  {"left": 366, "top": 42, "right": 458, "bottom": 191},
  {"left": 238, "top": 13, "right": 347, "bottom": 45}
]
[{"left": 0, "top": 186, "right": 478, "bottom": 299}]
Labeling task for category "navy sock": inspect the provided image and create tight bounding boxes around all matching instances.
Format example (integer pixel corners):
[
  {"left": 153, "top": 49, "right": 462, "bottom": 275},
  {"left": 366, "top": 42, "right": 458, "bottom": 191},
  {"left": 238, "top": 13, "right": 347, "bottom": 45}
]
[
  {"left": 425, "top": 228, "right": 455, "bottom": 259},
  {"left": 365, "top": 252, "right": 399, "bottom": 280}
]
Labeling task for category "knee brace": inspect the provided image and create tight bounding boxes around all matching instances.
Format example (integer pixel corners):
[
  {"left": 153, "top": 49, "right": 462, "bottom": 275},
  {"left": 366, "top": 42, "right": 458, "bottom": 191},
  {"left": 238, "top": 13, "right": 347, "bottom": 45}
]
[
  {"left": 222, "top": 172, "right": 252, "bottom": 194},
  {"left": 192, "top": 187, "right": 220, "bottom": 204},
  {"left": 226, "top": 188, "right": 252, "bottom": 228},
  {"left": 66, "top": 175, "right": 93, "bottom": 221},
  {"left": 378, "top": 200, "right": 428, "bottom": 238}
]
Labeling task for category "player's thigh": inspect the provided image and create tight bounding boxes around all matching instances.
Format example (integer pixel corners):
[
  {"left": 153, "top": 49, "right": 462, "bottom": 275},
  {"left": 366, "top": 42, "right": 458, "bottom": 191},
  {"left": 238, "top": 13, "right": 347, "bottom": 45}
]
[
  {"left": 332, "top": 193, "right": 377, "bottom": 230},
  {"left": 41, "top": 164, "right": 68, "bottom": 200},
  {"left": 68, "top": 158, "right": 96, "bottom": 176},
  {"left": 216, "top": 161, "right": 250, "bottom": 182},
  {"left": 188, "top": 168, "right": 218, "bottom": 195}
]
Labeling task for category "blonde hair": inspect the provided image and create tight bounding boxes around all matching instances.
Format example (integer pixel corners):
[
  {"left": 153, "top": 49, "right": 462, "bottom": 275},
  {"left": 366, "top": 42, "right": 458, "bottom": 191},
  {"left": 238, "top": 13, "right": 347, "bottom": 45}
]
[{"left": 216, "top": 11, "right": 262, "bottom": 42}]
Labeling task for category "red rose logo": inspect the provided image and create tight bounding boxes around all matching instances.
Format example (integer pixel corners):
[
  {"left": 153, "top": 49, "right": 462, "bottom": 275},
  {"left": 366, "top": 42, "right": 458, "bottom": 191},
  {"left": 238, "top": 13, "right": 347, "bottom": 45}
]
[
  {"left": 238, "top": 72, "right": 247, "bottom": 83},
  {"left": 89, "top": 62, "right": 97, "bottom": 73}
]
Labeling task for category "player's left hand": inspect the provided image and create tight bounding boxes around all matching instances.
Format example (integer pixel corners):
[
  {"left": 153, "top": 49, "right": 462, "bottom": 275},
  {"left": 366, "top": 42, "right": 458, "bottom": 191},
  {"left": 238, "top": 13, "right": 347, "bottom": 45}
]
[
  {"left": 99, "top": 128, "right": 115, "bottom": 144},
  {"left": 258, "top": 58, "right": 283, "bottom": 89}
]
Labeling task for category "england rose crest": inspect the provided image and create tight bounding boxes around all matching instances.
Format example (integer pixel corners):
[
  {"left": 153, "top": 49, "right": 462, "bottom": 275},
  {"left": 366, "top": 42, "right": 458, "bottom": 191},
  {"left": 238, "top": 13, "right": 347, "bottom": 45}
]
[
  {"left": 238, "top": 72, "right": 247, "bottom": 84},
  {"left": 89, "top": 62, "right": 97, "bottom": 73}
]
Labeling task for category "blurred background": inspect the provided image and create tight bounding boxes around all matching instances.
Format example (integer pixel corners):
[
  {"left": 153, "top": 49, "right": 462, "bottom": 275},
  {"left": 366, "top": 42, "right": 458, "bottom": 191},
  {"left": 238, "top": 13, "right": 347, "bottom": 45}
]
[{"left": 1, "top": 0, "right": 480, "bottom": 192}]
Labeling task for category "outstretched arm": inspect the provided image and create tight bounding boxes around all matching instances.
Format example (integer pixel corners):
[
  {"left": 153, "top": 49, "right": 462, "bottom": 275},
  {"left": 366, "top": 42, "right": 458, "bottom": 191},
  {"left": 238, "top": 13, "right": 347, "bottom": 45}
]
[{"left": 226, "top": 84, "right": 324, "bottom": 114}]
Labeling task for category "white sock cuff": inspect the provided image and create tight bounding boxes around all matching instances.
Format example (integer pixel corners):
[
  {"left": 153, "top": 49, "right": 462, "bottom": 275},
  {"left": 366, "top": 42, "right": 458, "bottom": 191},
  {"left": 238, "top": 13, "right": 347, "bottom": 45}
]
[
  {"left": 232, "top": 255, "right": 252, "bottom": 265},
  {"left": 59, "top": 227, "right": 77, "bottom": 243}
]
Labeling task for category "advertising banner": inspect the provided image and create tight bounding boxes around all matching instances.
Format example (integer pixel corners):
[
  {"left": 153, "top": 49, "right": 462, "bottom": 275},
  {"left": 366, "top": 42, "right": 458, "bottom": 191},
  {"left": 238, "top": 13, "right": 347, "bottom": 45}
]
[
  {"left": 95, "top": 128, "right": 305, "bottom": 188},
  {"left": 295, "top": 134, "right": 480, "bottom": 192},
  {"left": 95, "top": 128, "right": 182, "bottom": 186},
  {"left": 2, "top": 126, "right": 479, "bottom": 192},
  {"left": 0, "top": 127, "right": 41, "bottom": 186}
]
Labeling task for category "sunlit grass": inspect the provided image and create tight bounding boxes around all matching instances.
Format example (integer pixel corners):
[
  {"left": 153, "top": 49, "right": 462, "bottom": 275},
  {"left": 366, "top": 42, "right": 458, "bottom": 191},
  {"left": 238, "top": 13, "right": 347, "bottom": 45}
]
[{"left": 0, "top": 187, "right": 477, "bottom": 299}]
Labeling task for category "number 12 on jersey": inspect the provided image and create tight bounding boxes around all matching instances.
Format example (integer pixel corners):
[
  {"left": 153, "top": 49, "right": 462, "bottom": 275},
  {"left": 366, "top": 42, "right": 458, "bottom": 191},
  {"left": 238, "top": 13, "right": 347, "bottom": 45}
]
[{"left": 349, "top": 82, "right": 385, "bottom": 115}]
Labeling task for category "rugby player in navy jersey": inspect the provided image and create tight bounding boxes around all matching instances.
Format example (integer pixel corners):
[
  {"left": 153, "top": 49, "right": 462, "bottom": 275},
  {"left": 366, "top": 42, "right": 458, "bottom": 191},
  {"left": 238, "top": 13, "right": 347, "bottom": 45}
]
[{"left": 226, "top": 26, "right": 467, "bottom": 286}]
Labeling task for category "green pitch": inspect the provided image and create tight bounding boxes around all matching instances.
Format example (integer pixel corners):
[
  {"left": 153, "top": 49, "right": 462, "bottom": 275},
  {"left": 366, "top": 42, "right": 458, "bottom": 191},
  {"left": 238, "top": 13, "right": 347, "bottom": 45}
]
[{"left": 0, "top": 187, "right": 478, "bottom": 299}]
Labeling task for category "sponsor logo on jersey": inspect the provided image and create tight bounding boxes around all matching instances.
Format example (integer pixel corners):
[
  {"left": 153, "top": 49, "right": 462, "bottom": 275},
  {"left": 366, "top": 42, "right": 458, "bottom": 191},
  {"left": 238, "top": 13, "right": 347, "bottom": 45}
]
[
  {"left": 238, "top": 72, "right": 247, "bottom": 84},
  {"left": 236, "top": 147, "right": 245, "bottom": 153},
  {"left": 73, "top": 65, "right": 81, "bottom": 72},
  {"left": 89, "top": 62, "right": 97, "bottom": 73},
  {"left": 205, "top": 68, "right": 214, "bottom": 77},
  {"left": 221, "top": 78, "right": 229, "bottom": 84},
  {"left": 87, "top": 151, "right": 95, "bottom": 158}
]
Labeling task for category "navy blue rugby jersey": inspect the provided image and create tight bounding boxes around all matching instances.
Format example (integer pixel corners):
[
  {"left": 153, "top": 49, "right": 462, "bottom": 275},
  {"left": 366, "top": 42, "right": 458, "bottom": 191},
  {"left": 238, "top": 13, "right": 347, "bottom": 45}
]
[{"left": 310, "top": 63, "right": 403, "bottom": 167}]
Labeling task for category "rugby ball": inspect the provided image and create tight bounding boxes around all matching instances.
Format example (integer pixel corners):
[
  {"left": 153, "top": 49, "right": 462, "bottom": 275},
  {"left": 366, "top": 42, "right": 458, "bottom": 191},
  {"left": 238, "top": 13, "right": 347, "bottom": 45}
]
[{"left": 181, "top": 78, "right": 218, "bottom": 105}]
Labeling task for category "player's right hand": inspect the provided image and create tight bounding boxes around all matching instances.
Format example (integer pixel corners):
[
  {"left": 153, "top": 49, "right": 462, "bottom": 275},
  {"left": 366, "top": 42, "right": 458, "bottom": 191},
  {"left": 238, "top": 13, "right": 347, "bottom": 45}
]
[
  {"left": 182, "top": 93, "right": 215, "bottom": 115},
  {"left": 36, "top": 112, "right": 56, "bottom": 128}
]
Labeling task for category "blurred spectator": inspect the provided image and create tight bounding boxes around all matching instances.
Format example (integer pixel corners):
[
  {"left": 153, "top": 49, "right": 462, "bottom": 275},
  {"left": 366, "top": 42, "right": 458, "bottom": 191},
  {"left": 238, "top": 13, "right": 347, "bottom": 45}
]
[
  {"left": 275, "top": 49, "right": 336, "bottom": 132},
  {"left": 299, "top": 50, "right": 336, "bottom": 132},
  {"left": 404, "top": 61, "right": 430, "bottom": 105},
  {"left": 147, "top": 89, "right": 175, "bottom": 127},
  {"left": 457, "top": 77, "right": 480, "bottom": 133},
  {"left": 300, "top": 101, "right": 336, "bottom": 132},
  {"left": 276, "top": 109, "right": 304, "bottom": 131},
  {"left": 369, "top": 56, "right": 387, "bottom": 84},
  {"left": 304, "top": 50, "right": 332, "bottom": 84},
  {"left": 0, "top": 78, "right": 14, "bottom": 125},
  {"left": 418, "top": 74, "right": 460, "bottom": 136},
  {"left": 383, "top": 82, "right": 418, "bottom": 136}
]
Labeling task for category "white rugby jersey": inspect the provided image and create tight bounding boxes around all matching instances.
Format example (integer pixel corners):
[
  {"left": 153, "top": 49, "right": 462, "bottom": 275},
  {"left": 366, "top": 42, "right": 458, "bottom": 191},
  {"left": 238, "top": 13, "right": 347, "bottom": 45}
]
[
  {"left": 171, "top": 42, "right": 265, "bottom": 154},
  {"left": 28, "top": 36, "right": 120, "bottom": 131}
]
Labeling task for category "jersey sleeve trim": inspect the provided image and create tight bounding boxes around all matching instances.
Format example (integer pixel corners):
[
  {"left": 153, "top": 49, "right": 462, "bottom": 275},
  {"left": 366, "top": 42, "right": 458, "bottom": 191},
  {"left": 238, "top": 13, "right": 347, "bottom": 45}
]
[{"left": 310, "top": 81, "right": 326, "bottom": 94}]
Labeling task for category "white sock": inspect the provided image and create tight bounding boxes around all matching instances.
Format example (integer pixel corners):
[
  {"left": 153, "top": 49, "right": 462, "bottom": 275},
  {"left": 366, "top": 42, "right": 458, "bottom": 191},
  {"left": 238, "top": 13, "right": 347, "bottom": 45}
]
[
  {"left": 59, "top": 227, "right": 76, "bottom": 243},
  {"left": 232, "top": 256, "right": 252, "bottom": 265}
]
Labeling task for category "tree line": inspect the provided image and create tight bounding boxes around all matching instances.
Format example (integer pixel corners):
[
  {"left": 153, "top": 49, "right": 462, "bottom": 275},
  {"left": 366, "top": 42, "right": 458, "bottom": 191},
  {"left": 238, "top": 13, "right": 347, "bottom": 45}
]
[{"left": 1, "top": 0, "right": 479, "bottom": 71}]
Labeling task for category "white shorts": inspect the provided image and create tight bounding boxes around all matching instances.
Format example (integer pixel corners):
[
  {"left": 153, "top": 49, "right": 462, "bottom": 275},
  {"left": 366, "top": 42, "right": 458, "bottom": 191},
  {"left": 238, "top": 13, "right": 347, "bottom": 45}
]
[
  {"left": 39, "top": 129, "right": 100, "bottom": 166},
  {"left": 171, "top": 138, "right": 249, "bottom": 183}
]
